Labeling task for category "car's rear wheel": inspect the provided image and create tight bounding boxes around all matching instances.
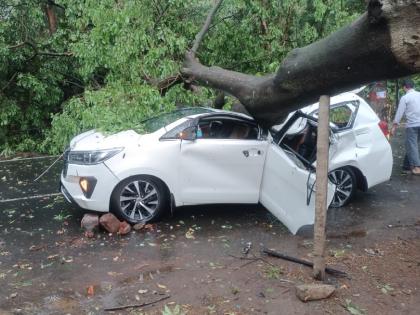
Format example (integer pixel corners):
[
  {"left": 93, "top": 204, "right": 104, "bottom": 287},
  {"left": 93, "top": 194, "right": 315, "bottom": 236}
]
[
  {"left": 328, "top": 167, "right": 356, "bottom": 208},
  {"left": 110, "top": 175, "right": 168, "bottom": 224}
]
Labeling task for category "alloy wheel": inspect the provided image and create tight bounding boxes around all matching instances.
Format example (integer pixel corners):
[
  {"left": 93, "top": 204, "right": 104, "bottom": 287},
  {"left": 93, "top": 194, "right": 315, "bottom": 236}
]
[
  {"left": 328, "top": 168, "right": 355, "bottom": 207},
  {"left": 119, "top": 179, "right": 159, "bottom": 221}
]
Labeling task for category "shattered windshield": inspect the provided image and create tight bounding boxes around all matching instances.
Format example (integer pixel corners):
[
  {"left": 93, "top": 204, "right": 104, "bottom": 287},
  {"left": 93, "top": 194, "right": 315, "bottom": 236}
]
[{"left": 135, "top": 107, "right": 213, "bottom": 133}]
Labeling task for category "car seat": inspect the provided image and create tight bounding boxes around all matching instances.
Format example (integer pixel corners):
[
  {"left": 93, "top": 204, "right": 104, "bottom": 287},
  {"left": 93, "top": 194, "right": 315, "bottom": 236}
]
[{"left": 209, "top": 121, "right": 223, "bottom": 138}]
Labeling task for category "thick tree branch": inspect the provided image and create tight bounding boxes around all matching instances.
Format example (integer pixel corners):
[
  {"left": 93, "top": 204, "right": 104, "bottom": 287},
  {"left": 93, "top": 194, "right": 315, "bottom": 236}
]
[
  {"left": 146, "top": 0, "right": 224, "bottom": 96},
  {"left": 182, "top": 52, "right": 271, "bottom": 101},
  {"left": 190, "top": 0, "right": 224, "bottom": 56},
  {"left": 181, "top": 0, "right": 420, "bottom": 127},
  {"left": 45, "top": 3, "right": 57, "bottom": 34},
  {"left": 213, "top": 90, "right": 226, "bottom": 109}
]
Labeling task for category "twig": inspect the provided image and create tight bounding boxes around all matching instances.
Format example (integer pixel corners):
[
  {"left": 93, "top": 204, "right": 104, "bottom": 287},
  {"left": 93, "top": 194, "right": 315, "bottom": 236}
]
[
  {"left": 1, "top": 72, "right": 17, "bottom": 92},
  {"left": 239, "top": 258, "right": 260, "bottom": 269},
  {"left": 8, "top": 42, "right": 27, "bottom": 49},
  {"left": 8, "top": 41, "right": 73, "bottom": 58},
  {"left": 48, "top": 0, "right": 66, "bottom": 11},
  {"left": 34, "top": 151, "right": 64, "bottom": 182},
  {"left": 207, "top": 13, "right": 239, "bottom": 32},
  {"left": 38, "top": 51, "right": 73, "bottom": 57},
  {"left": 104, "top": 295, "right": 170, "bottom": 312},
  {"left": 227, "top": 253, "right": 258, "bottom": 261},
  {"left": 228, "top": 253, "right": 275, "bottom": 267},
  {"left": 262, "top": 248, "right": 349, "bottom": 278},
  {"left": 154, "top": 2, "right": 171, "bottom": 27}
]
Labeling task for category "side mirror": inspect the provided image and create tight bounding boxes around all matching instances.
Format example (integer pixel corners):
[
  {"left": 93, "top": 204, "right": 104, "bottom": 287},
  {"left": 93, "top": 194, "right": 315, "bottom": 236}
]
[{"left": 178, "top": 126, "right": 197, "bottom": 141}]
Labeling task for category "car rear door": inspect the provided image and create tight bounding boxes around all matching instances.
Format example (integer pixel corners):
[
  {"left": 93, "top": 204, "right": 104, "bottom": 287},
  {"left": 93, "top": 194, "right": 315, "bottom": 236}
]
[{"left": 259, "top": 112, "right": 335, "bottom": 234}]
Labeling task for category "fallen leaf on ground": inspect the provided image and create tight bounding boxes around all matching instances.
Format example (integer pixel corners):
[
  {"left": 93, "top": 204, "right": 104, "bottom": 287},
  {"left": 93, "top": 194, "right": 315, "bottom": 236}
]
[
  {"left": 344, "top": 299, "right": 366, "bottom": 315},
  {"left": 87, "top": 285, "right": 94, "bottom": 296},
  {"left": 185, "top": 228, "right": 195, "bottom": 239},
  {"left": 61, "top": 257, "right": 73, "bottom": 263}
]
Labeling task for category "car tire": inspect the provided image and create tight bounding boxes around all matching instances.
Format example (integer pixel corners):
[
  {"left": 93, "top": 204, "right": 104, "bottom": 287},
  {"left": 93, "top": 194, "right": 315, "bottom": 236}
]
[
  {"left": 110, "top": 175, "right": 168, "bottom": 224},
  {"left": 328, "top": 167, "right": 357, "bottom": 208}
]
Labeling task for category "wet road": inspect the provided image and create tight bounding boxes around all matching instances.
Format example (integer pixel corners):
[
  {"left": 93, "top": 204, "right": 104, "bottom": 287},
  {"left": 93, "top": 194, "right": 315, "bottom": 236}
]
[{"left": 0, "top": 131, "right": 419, "bottom": 314}]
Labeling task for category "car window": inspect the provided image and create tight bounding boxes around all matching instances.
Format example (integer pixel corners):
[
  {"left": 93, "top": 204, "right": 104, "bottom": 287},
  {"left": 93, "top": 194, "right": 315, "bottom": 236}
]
[
  {"left": 160, "top": 118, "right": 196, "bottom": 140},
  {"left": 330, "top": 106, "right": 353, "bottom": 128},
  {"left": 311, "top": 101, "right": 359, "bottom": 131},
  {"left": 197, "top": 118, "right": 259, "bottom": 140},
  {"left": 137, "top": 107, "right": 212, "bottom": 133}
]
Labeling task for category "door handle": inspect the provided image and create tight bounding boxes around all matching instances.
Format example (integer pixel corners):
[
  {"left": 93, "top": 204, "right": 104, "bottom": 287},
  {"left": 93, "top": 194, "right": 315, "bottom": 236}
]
[{"left": 243, "top": 149, "right": 263, "bottom": 157}]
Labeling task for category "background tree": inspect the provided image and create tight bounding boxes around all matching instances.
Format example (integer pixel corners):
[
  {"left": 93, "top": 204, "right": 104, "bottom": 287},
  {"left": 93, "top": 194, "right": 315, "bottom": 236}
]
[
  {"left": 0, "top": 0, "right": 78, "bottom": 155},
  {"left": 1, "top": 0, "right": 418, "bottom": 155}
]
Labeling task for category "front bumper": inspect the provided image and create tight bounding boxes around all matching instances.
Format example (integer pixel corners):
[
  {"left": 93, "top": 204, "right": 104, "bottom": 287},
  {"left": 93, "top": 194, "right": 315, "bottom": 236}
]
[{"left": 60, "top": 162, "right": 119, "bottom": 212}]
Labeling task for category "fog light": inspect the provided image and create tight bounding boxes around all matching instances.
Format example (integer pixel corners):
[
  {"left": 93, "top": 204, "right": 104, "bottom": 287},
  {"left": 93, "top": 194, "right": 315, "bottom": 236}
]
[
  {"left": 80, "top": 179, "right": 89, "bottom": 192},
  {"left": 79, "top": 177, "right": 97, "bottom": 198}
]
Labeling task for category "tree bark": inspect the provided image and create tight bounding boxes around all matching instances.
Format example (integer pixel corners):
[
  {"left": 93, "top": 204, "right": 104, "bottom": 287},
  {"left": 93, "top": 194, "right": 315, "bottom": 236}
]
[
  {"left": 313, "top": 95, "right": 330, "bottom": 281},
  {"left": 45, "top": 3, "right": 57, "bottom": 34},
  {"left": 181, "top": 0, "right": 420, "bottom": 127}
]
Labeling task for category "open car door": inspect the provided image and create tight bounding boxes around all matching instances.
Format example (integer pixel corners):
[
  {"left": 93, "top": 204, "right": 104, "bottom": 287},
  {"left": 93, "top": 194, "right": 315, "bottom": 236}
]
[{"left": 259, "top": 112, "right": 335, "bottom": 234}]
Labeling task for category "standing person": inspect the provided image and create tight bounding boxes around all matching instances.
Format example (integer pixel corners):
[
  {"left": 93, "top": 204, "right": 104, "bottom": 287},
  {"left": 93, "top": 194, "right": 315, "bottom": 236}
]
[{"left": 391, "top": 79, "right": 420, "bottom": 175}]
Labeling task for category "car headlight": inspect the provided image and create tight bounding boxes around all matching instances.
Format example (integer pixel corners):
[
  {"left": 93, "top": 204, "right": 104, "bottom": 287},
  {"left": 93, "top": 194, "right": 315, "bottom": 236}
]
[{"left": 67, "top": 148, "right": 123, "bottom": 165}]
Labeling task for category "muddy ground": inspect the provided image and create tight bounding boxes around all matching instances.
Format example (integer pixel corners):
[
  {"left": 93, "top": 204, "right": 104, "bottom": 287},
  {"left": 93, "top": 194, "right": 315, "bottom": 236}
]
[{"left": 0, "top": 131, "right": 419, "bottom": 315}]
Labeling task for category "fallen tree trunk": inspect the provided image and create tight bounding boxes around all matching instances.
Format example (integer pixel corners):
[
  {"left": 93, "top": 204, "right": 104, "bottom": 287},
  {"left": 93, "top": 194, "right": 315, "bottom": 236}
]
[{"left": 181, "top": 0, "right": 420, "bottom": 127}]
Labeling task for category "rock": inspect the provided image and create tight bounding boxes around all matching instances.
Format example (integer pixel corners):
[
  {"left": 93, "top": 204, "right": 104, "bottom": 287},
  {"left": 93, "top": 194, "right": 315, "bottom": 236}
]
[
  {"left": 81, "top": 213, "right": 99, "bottom": 233},
  {"left": 133, "top": 223, "right": 145, "bottom": 231},
  {"left": 119, "top": 221, "right": 132, "bottom": 235},
  {"left": 295, "top": 284, "right": 335, "bottom": 302},
  {"left": 99, "top": 213, "right": 121, "bottom": 233}
]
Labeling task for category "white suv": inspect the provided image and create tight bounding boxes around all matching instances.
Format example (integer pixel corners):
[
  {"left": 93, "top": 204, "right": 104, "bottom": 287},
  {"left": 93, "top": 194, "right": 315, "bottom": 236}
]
[{"left": 60, "top": 92, "right": 392, "bottom": 234}]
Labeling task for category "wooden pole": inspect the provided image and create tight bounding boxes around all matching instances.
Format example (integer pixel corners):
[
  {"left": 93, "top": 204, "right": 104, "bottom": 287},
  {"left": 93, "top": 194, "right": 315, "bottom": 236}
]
[{"left": 313, "top": 95, "right": 330, "bottom": 280}]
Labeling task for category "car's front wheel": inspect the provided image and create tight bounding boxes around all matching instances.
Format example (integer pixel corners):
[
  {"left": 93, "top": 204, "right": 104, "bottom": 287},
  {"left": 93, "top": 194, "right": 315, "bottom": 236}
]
[
  {"left": 328, "top": 167, "right": 356, "bottom": 208},
  {"left": 110, "top": 175, "right": 168, "bottom": 224}
]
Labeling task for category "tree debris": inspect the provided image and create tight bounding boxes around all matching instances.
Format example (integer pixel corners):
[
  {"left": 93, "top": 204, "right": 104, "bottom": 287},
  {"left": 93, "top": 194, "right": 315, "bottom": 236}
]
[
  {"left": 104, "top": 295, "right": 170, "bottom": 312},
  {"left": 262, "top": 248, "right": 348, "bottom": 278}
]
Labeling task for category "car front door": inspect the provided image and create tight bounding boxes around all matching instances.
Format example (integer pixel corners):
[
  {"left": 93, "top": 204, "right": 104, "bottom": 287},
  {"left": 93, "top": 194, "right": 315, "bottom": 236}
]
[
  {"left": 259, "top": 112, "right": 335, "bottom": 234},
  {"left": 179, "top": 116, "right": 268, "bottom": 205}
]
